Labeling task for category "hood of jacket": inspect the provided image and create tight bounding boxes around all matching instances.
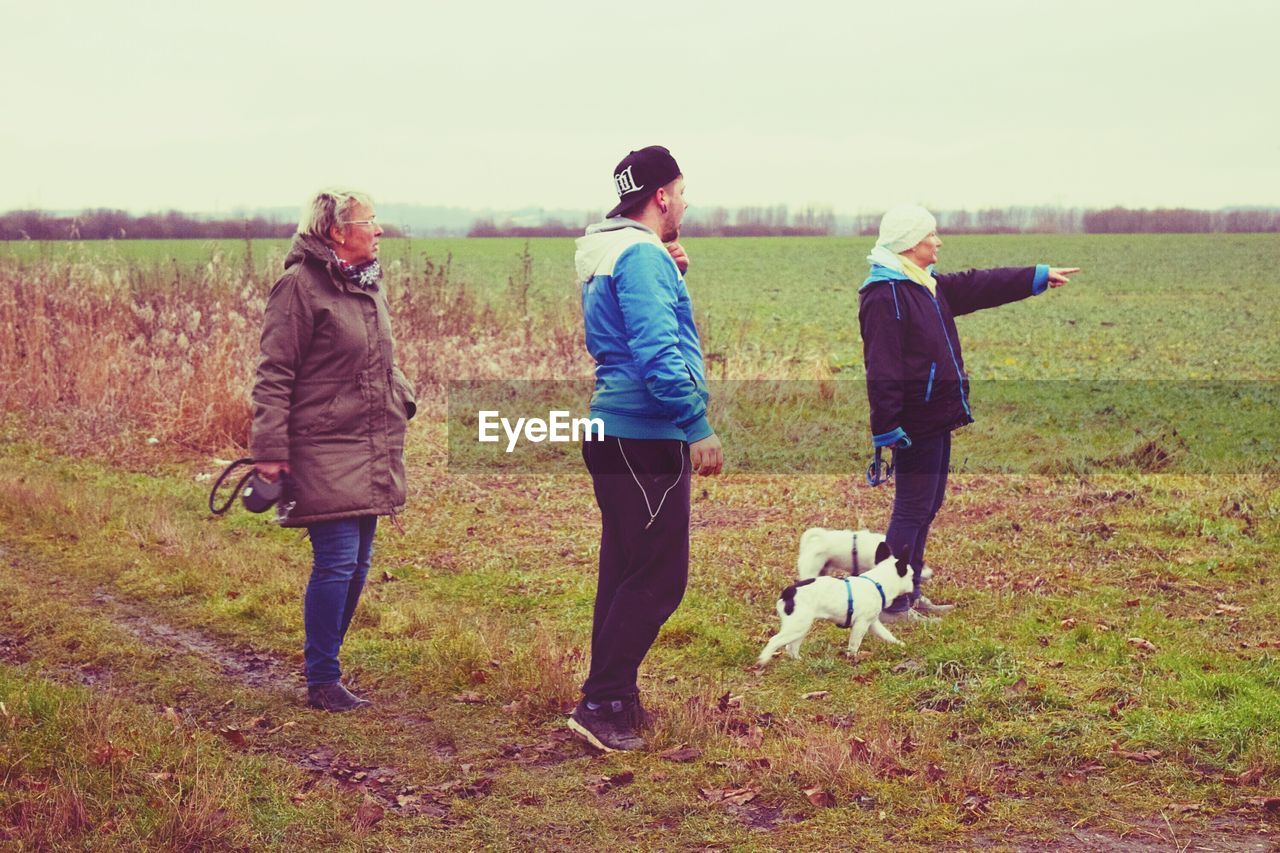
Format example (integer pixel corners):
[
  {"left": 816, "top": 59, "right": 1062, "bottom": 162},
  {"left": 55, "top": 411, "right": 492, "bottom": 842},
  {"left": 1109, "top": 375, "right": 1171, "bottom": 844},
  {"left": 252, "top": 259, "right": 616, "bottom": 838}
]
[
  {"left": 283, "top": 232, "right": 337, "bottom": 271},
  {"left": 574, "top": 217, "right": 664, "bottom": 283}
]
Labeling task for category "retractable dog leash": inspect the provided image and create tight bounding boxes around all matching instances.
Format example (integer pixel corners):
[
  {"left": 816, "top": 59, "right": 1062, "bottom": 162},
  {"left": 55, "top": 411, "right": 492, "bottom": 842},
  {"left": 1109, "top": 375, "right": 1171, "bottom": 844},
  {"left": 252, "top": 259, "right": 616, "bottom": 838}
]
[
  {"left": 865, "top": 445, "right": 896, "bottom": 487},
  {"left": 208, "top": 457, "right": 295, "bottom": 522}
]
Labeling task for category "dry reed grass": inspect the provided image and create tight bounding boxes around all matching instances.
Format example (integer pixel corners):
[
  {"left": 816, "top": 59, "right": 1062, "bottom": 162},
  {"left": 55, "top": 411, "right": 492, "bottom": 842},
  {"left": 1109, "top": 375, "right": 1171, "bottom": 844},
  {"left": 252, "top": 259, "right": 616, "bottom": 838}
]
[{"left": 0, "top": 245, "right": 589, "bottom": 464}]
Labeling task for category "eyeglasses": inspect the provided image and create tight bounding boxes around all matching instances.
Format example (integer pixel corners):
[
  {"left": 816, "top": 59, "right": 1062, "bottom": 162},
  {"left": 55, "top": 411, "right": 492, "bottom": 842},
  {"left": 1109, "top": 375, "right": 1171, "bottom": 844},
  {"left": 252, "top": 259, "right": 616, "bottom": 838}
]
[{"left": 341, "top": 218, "right": 378, "bottom": 227}]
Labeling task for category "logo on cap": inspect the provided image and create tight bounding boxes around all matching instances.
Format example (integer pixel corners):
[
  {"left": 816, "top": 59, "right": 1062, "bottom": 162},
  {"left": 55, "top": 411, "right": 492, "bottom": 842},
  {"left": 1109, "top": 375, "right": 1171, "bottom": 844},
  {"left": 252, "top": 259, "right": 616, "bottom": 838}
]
[{"left": 614, "top": 166, "right": 644, "bottom": 198}]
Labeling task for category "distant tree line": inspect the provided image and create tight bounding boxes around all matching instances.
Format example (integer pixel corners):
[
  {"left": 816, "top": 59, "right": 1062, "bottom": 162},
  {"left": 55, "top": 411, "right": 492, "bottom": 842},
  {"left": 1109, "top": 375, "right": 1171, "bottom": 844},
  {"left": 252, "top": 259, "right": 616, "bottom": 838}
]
[
  {"left": 5, "top": 204, "right": 1278, "bottom": 240},
  {"left": 469, "top": 204, "right": 1280, "bottom": 238},
  {"left": 467, "top": 217, "right": 582, "bottom": 238},
  {"left": 0, "top": 209, "right": 404, "bottom": 241}
]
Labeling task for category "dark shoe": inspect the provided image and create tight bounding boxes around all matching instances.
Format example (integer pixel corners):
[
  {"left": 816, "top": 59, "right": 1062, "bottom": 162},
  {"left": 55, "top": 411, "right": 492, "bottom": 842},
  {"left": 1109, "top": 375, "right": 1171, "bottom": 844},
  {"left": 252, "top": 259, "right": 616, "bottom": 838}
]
[
  {"left": 307, "top": 681, "right": 372, "bottom": 712},
  {"left": 567, "top": 699, "right": 645, "bottom": 752}
]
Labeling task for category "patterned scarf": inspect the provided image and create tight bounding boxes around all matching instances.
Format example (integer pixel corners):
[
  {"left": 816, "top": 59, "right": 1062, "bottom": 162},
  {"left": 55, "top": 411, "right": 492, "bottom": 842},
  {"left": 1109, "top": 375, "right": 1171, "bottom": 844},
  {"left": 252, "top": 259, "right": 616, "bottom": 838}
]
[{"left": 331, "top": 250, "right": 382, "bottom": 289}]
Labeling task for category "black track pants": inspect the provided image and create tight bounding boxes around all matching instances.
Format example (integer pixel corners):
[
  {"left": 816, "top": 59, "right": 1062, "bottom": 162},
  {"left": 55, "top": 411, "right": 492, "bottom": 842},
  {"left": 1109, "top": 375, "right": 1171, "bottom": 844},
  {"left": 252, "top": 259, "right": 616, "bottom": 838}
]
[{"left": 580, "top": 437, "right": 691, "bottom": 703}]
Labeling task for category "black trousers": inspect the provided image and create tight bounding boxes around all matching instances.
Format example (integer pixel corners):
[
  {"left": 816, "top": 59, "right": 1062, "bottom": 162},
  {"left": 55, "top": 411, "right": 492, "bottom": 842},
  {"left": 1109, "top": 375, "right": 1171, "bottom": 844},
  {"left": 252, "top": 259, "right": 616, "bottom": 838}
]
[
  {"left": 884, "top": 430, "right": 951, "bottom": 612},
  {"left": 581, "top": 437, "right": 691, "bottom": 703}
]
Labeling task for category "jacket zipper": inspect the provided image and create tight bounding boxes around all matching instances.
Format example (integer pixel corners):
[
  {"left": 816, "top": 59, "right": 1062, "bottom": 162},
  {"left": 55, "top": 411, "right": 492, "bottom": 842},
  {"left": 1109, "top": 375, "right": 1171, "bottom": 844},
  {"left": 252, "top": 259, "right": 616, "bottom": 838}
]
[
  {"left": 926, "top": 291, "right": 971, "bottom": 419},
  {"left": 925, "top": 362, "right": 936, "bottom": 402}
]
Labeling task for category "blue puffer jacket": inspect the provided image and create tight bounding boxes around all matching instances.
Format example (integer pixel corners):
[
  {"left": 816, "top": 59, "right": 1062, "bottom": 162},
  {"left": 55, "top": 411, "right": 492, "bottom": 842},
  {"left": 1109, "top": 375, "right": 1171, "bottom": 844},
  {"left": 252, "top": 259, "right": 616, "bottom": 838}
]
[
  {"left": 859, "top": 261, "right": 1050, "bottom": 448},
  {"left": 576, "top": 218, "right": 712, "bottom": 442}
]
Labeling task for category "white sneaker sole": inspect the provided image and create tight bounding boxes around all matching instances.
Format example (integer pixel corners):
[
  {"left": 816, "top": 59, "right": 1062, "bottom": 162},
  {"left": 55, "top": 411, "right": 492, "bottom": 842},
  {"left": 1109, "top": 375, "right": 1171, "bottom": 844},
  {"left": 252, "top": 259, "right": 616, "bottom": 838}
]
[{"left": 567, "top": 715, "right": 617, "bottom": 752}]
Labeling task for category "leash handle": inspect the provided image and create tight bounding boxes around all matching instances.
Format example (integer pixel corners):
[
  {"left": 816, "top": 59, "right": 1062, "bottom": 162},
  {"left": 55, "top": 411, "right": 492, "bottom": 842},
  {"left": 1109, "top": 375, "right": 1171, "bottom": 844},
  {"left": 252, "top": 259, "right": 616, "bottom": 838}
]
[
  {"left": 865, "top": 446, "right": 896, "bottom": 487},
  {"left": 208, "top": 457, "right": 256, "bottom": 515}
]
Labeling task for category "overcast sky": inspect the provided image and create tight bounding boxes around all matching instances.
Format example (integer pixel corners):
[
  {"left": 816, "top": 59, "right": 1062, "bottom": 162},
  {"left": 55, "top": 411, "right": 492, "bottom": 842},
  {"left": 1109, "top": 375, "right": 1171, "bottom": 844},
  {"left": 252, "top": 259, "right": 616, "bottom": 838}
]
[{"left": 3, "top": 0, "right": 1277, "bottom": 216}]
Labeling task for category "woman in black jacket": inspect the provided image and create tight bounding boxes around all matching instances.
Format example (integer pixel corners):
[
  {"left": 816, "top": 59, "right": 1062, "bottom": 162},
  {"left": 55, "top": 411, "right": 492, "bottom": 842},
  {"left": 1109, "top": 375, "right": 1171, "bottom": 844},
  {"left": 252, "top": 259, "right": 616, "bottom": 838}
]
[{"left": 858, "top": 205, "right": 1079, "bottom": 620}]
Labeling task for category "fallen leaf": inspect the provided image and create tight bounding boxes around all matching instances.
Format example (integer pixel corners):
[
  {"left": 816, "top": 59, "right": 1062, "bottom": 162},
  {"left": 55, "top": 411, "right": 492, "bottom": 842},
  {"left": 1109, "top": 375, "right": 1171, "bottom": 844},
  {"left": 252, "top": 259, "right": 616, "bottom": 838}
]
[
  {"left": 1110, "top": 744, "right": 1161, "bottom": 763},
  {"left": 717, "top": 692, "right": 743, "bottom": 712},
  {"left": 1124, "top": 598, "right": 1141, "bottom": 607},
  {"left": 459, "top": 776, "right": 495, "bottom": 798},
  {"left": 353, "top": 799, "right": 384, "bottom": 829},
  {"left": 960, "top": 791, "right": 991, "bottom": 823},
  {"left": 216, "top": 727, "right": 247, "bottom": 748},
  {"left": 1234, "top": 768, "right": 1265, "bottom": 786},
  {"left": 723, "top": 786, "right": 758, "bottom": 806},
  {"left": 381, "top": 571, "right": 397, "bottom": 583},
  {"left": 736, "top": 726, "right": 765, "bottom": 750},
  {"left": 876, "top": 757, "right": 913, "bottom": 779},
  {"left": 468, "top": 670, "right": 488, "bottom": 685},
  {"left": 455, "top": 692, "right": 485, "bottom": 704},
  {"left": 849, "top": 736, "right": 870, "bottom": 760},
  {"left": 660, "top": 746, "right": 703, "bottom": 763},
  {"left": 1127, "top": 637, "right": 1157, "bottom": 652},
  {"left": 90, "top": 741, "right": 136, "bottom": 765},
  {"left": 1247, "top": 796, "right": 1280, "bottom": 812},
  {"left": 900, "top": 733, "right": 917, "bottom": 753},
  {"left": 925, "top": 763, "right": 946, "bottom": 783},
  {"left": 148, "top": 771, "right": 177, "bottom": 783},
  {"left": 1167, "top": 803, "right": 1203, "bottom": 813},
  {"left": 802, "top": 691, "right": 829, "bottom": 701},
  {"left": 1004, "top": 677, "right": 1028, "bottom": 696},
  {"left": 1215, "top": 604, "right": 1243, "bottom": 614},
  {"left": 892, "top": 659, "right": 923, "bottom": 674},
  {"left": 588, "top": 771, "right": 635, "bottom": 794},
  {"left": 745, "top": 757, "right": 771, "bottom": 770},
  {"left": 804, "top": 787, "right": 836, "bottom": 808}
]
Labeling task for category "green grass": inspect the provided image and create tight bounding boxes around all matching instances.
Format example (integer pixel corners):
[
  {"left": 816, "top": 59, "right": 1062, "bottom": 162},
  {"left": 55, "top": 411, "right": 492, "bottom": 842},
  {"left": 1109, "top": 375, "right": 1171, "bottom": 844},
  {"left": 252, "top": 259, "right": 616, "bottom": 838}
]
[{"left": 4, "top": 233, "right": 1278, "bottom": 379}]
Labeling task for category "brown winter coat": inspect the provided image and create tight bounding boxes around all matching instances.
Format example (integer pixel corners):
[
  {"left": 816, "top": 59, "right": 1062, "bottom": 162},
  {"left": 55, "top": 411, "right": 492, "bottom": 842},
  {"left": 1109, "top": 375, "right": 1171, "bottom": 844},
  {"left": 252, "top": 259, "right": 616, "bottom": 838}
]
[{"left": 250, "top": 233, "right": 416, "bottom": 527}]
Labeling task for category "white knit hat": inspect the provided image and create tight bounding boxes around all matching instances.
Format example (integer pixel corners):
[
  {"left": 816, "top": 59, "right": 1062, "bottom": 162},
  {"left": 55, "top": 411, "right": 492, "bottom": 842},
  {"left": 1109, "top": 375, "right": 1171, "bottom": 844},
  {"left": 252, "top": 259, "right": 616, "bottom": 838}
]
[{"left": 875, "top": 205, "right": 938, "bottom": 253}]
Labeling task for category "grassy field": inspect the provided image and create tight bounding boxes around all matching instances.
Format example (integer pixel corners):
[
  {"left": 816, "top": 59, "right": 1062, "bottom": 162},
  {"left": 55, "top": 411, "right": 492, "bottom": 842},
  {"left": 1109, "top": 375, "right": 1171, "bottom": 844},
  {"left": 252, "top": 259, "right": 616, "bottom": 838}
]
[{"left": 1, "top": 235, "right": 1278, "bottom": 850}]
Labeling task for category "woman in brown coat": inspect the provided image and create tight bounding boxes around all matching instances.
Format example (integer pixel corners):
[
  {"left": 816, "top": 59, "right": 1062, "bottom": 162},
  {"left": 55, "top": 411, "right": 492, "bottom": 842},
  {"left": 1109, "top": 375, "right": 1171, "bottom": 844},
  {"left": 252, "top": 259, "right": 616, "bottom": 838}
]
[{"left": 251, "top": 188, "right": 416, "bottom": 712}]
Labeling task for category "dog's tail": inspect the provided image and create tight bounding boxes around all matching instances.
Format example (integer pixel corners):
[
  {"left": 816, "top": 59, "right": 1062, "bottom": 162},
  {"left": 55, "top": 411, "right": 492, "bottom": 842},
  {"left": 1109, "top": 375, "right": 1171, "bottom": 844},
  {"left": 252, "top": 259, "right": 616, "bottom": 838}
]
[
  {"left": 778, "top": 578, "right": 816, "bottom": 615},
  {"left": 796, "top": 528, "right": 827, "bottom": 580}
]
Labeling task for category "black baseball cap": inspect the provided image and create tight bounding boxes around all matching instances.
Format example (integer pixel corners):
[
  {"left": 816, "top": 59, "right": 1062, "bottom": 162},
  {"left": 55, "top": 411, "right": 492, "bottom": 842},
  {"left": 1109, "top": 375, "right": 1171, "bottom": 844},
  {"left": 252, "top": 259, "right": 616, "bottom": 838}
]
[{"left": 607, "top": 145, "right": 681, "bottom": 218}]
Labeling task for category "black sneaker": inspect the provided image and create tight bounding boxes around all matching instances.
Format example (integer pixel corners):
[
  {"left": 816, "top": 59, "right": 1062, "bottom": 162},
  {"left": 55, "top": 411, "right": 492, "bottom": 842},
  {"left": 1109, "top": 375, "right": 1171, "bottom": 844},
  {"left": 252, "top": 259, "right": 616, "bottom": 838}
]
[
  {"left": 567, "top": 699, "right": 645, "bottom": 752},
  {"left": 307, "top": 681, "right": 372, "bottom": 712}
]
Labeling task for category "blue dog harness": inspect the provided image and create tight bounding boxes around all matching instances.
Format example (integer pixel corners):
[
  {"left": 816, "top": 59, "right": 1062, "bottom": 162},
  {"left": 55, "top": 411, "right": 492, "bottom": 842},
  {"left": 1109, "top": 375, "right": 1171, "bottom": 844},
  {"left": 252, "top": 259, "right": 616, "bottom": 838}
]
[{"left": 841, "top": 575, "right": 889, "bottom": 629}]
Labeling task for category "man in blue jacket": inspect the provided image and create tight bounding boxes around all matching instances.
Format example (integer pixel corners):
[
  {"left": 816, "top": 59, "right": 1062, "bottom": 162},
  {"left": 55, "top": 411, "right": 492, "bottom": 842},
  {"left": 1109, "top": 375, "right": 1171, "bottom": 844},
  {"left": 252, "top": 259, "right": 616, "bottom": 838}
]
[
  {"left": 570, "top": 146, "right": 724, "bottom": 752},
  {"left": 860, "top": 205, "right": 1079, "bottom": 621}
]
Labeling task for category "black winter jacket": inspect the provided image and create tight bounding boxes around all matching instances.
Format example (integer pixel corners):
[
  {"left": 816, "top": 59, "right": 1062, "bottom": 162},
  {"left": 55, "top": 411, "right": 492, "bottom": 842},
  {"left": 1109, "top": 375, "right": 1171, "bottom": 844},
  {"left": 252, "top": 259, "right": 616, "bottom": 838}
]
[{"left": 858, "top": 264, "right": 1049, "bottom": 447}]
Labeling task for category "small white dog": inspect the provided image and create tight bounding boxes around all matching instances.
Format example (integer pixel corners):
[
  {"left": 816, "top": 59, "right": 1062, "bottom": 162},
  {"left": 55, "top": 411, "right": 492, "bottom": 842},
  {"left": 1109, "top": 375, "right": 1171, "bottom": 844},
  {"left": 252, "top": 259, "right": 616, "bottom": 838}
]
[
  {"left": 758, "top": 541, "right": 931, "bottom": 665},
  {"left": 796, "top": 527, "right": 954, "bottom": 618},
  {"left": 796, "top": 527, "right": 892, "bottom": 580}
]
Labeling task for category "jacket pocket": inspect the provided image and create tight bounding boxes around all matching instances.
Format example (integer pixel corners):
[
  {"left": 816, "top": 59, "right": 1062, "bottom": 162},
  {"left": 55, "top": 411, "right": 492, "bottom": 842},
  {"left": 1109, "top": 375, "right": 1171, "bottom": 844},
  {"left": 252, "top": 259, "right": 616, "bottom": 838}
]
[
  {"left": 293, "top": 376, "right": 368, "bottom": 438},
  {"left": 924, "top": 362, "right": 936, "bottom": 402}
]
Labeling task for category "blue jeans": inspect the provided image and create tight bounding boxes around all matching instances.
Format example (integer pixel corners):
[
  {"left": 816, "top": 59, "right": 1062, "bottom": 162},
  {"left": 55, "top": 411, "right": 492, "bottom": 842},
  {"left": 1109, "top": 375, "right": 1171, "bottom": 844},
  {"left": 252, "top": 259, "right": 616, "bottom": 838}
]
[
  {"left": 884, "top": 431, "right": 951, "bottom": 613},
  {"left": 304, "top": 516, "right": 377, "bottom": 686}
]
